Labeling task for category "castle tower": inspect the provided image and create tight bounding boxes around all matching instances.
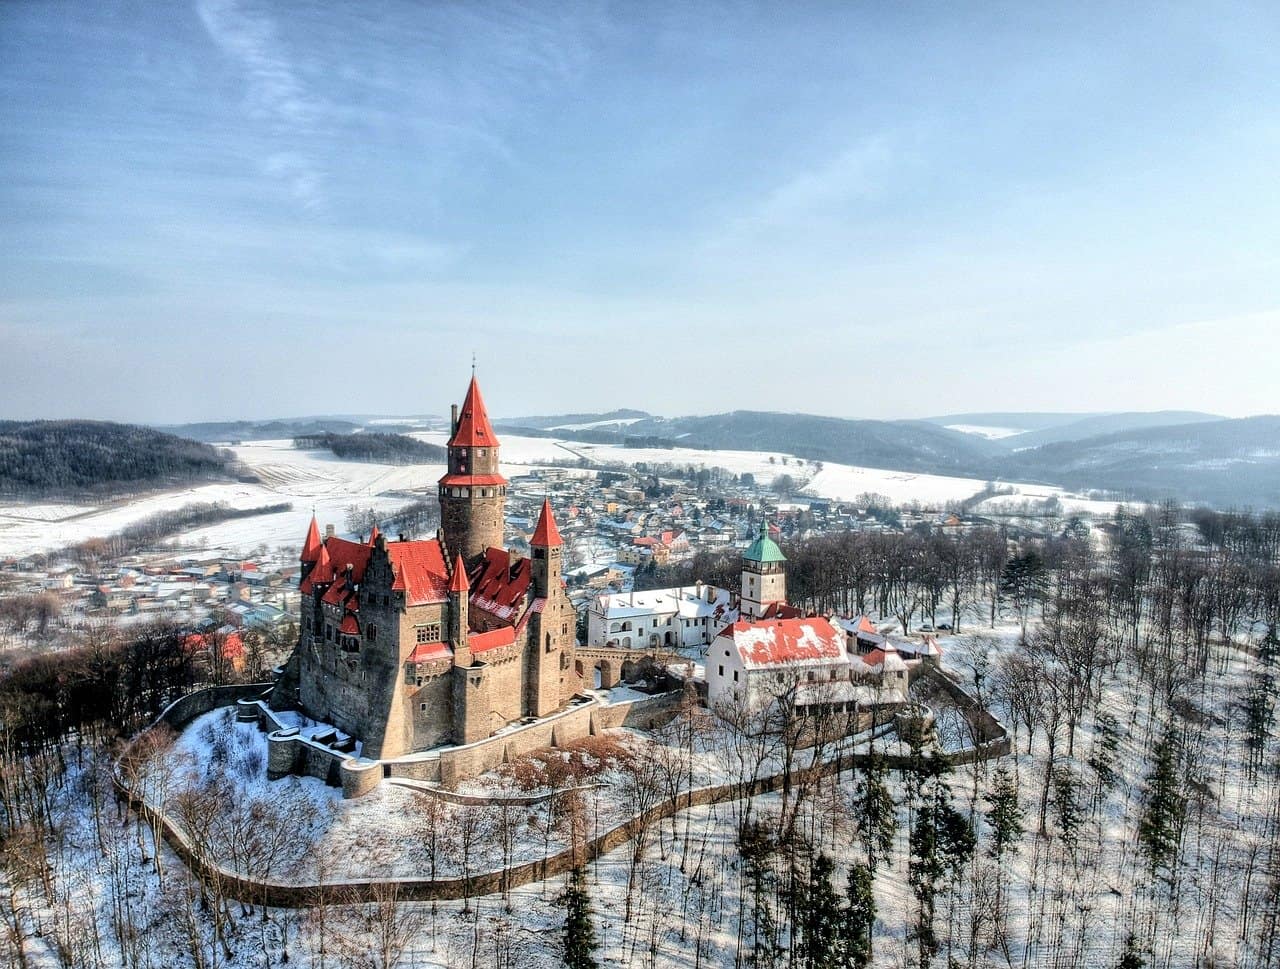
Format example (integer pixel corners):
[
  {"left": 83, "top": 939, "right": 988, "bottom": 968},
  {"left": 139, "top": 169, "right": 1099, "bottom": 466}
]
[
  {"left": 526, "top": 498, "right": 573, "bottom": 716},
  {"left": 438, "top": 376, "right": 507, "bottom": 563},
  {"left": 740, "top": 520, "right": 787, "bottom": 619},
  {"left": 448, "top": 553, "right": 470, "bottom": 668}
]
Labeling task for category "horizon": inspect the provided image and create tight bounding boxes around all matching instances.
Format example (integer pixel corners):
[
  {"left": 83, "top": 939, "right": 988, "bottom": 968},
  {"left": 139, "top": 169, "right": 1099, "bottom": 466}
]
[{"left": 4, "top": 2, "right": 1280, "bottom": 423}]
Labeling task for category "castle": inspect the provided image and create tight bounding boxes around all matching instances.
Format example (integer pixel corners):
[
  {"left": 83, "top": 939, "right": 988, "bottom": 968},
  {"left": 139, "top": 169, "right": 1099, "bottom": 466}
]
[{"left": 283, "top": 375, "right": 579, "bottom": 759}]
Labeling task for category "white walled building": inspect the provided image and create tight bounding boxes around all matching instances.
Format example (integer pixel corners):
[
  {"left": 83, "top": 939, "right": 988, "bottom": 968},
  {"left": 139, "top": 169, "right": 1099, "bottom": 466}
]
[
  {"left": 588, "top": 583, "right": 736, "bottom": 650},
  {"left": 705, "top": 616, "right": 852, "bottom": 707}
]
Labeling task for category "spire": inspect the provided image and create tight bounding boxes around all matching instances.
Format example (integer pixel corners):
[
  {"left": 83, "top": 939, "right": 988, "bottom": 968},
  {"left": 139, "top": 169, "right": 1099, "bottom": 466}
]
[
  {"left": 743, "top": 520, "right": 786, "bottom": 563},
  {"left": 447, "top": 375, "right": 499, "bottom": 448},
  {"left": 301, "top": 514, "right": 322, "bottom": 562},
  {"left": 314, "top": 540, "right": 333, "bottom": 579},
  {"left": 448, "top": 553, "right": 470, "bottom": 593},
  {"left": 531, "top": 498, "right": 562, "bottom": 547},
  {"left": 368, "top": 523, "right": 380, "bottom": 545}
]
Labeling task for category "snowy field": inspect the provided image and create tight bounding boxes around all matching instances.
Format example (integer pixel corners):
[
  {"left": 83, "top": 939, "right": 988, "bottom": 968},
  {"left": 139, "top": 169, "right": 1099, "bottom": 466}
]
[{"left": 0, "top": 431, "right": 1117, "bottom": 560}]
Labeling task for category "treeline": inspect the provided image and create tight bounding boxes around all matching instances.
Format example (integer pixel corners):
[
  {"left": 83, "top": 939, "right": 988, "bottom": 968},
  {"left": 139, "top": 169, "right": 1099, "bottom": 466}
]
[
  {"left": 0, "top": 421, "right": 240, "bottom": 497},
  {"left": 293, "top": 431, "right": 446, "bottom": 464},
  {"left": 20, "top": 501, "right": 294, "bottom": 572}
]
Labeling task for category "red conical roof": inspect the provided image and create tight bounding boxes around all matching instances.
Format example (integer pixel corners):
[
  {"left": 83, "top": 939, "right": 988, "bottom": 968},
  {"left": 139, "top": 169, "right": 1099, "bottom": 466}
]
[
  {"left": 368, "top": 524, "right": 380, "bottom": 545},
  {"left": 301, "top": 515, "right": 322, "bottom": 562},
  {"left": 448, "top": 376, "right": 499, "bottom": 448},
  {"left": 531, "top": 498, "right": 562, "bottom": 547},
  {"left": 448, "top": 553, "right": 470, "bottom": 593}
]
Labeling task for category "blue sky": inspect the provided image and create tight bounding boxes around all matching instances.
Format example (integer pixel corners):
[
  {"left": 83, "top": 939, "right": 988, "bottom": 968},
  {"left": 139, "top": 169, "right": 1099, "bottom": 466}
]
[{"left": 2, "top": 1, "right": 1278, "bottom": 423}]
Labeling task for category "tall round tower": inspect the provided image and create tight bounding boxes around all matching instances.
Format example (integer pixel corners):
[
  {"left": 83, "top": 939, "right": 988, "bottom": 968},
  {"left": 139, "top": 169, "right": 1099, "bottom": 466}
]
[{"left": 438, "top": 376, "right": 507, "bottom": 563}]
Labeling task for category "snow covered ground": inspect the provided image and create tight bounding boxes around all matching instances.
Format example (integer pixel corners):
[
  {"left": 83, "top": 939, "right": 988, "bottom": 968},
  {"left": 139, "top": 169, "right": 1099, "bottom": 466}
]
[{"left": 0, "top": 432, "right": 1119, "bottom": 560}]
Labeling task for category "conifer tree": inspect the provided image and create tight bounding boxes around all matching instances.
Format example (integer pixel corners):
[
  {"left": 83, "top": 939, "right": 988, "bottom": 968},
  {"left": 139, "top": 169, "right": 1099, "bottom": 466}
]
[
  {"left": 1087, "top": 711, "right": 1122, "bottom": 805},
  {"left": 836, "top": 863, "right": 875, "bottom": 969},
  {"left": 1117, "top": 931, "right": 1145, "bottom": 969},
  {"left": 799, "top": 852, "right": 841, "bottom": 969},
  {"left": 1050, "top": 765, "right": 1084, "bottom": 853},
  {"left": 852, "top": 753, "right": 897, "bottom": 871},
  {"left": 986, "top": 766, "right": 1023, "bottom": 860},
  {"left": 559, "top": 866, "right": 598, "bottom": 969},
  {"left": 1137, "top": 729, "right": 1186, "bottom": 883}
]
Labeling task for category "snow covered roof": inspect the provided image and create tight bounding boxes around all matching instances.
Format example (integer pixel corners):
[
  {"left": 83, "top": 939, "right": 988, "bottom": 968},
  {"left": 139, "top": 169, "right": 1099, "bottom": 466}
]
[
  {"left": 718, "top": 617, "right": 848, "bottom": 670},
  {"left": 595, "top": 585, "right": 734, "bottom": 621}
]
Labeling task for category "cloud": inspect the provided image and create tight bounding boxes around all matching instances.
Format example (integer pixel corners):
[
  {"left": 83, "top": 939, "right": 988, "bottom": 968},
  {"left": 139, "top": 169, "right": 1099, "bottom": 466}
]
[
  {"left": 197, "top": 0, "right": 327, "bottom": 208},
  {"left": 757, "top": 135, "right": 896, "bottom": 222}
]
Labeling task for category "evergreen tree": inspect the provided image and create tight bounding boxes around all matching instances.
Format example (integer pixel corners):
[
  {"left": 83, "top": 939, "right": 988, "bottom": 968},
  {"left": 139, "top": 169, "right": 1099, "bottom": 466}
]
[
  {"left": 799, "top": 852, "right": 841, "bottom": 969},
  {"left": 1087, "top": 712, "right": 1122, "bottom": 805},
  {"left": 559, "top": 866, "right": 598, "bottom": 969},
  {"left": 1051, "top": 765, "right": 1084, "bottom": 852},
  {"left": 1000, "top": 550, "right": 1050, "bottom": 635},
  {"left": 1137, "top": 729, "right": 1187, "bottom": 883},
  {"left": 908, "top": 758, "right": 975, "bottom": 967},
  {"left": 836, "top": 863, "right": 875, "bottom": 969},
  {"left": 1117, "top": 931, "right": 1145, "bottom": 969},
  {"left": 986, "top": 766, "right": 1023, "bottom": 860},
  {"left": 853, "top": 753, "right": 897, "bottom": 871}
]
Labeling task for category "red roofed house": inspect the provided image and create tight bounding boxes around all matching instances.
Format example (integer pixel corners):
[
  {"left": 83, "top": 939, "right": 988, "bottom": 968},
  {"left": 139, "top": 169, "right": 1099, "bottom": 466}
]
[
  {"left": 279, "top": 375, "right": 579, "bottom": 759},
  {"left": 707, "top": 617, "right": 851, "bottom": 707}
]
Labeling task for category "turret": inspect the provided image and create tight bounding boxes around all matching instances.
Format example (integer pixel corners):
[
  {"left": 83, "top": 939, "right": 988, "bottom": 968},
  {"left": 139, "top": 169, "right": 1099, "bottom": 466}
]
[
  {"left": 448, "top": 553, "right": 470, "bottom": 667},
  {"left": 530, "top": 498, "right": 563, "bottom": 598}
]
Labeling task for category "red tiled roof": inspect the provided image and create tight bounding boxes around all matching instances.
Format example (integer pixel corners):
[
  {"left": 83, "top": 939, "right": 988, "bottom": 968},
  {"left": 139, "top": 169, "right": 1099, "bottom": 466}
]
[
  {"left": 408, "top": 641, "right": 452, "bottom": 663},
  {"left": 718, "top": 617, "right": 847, "bottom": 669},
  {"left": 531, "top": 498, "right": 562, "bottom": 546},
  {"left": 301, "top": 515, "right": 322, "bottom": 563},
  {"left": 448, "top": 376, "right": 500, "bottom": 448},
  {"left": 387, "top": 540, "right": 449, "bottom": 606},
  {"left": 339, "top": 614, "right": 359, "bottom": 635},
  {"left": 468, "top": 547, "right": 530, "bottom": 623},
  {"left": 471, "top": 626, "right": 516, "bottom": 653},
  {"left": 300, "top": 534, "right": 449, "bottom": 607},
  {"left": 449, "top": 553, "right": 469, "bottom": 593},
  {"left": 368, "top": 524, "right": 380, "bottom": 544},
  {"left": 857, "top": 616, "right": 878, "bottom": 635},
  {"left": 438, "top": 473, "right": 508, "bottom": 487}
]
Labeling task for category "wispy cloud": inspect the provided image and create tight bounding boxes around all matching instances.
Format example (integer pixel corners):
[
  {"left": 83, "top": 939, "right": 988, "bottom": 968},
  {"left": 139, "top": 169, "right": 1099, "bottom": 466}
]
[
  {"left": 197, "top": 0, "right": 328, "bottom": 208},
  {"left": 757, "top": 135, "right": 896, "bottom": 222}
]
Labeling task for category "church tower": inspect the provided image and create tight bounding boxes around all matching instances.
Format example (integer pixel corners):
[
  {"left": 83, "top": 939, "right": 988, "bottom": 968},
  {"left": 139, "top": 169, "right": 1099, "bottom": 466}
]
[
  {"left": 740, "top": 520, "right": 787, "bottom": 619},
  {"left": 438, "top": 376, "right": 507, "bottom": 563}
]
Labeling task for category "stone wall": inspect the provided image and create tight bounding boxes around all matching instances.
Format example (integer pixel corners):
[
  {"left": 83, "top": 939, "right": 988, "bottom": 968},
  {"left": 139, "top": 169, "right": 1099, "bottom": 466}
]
[{"left": 157, "top": 683, "right": 275, "bottom": 731}]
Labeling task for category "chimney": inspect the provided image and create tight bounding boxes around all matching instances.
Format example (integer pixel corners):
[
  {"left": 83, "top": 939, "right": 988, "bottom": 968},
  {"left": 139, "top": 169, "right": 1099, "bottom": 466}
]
[
  {"left": 451, "top": 404, "right": 459, "bottom": 436},
  {"left": 376, "top": 533, "right": 388, "bottom": 551},
  {"left": 324, "top": 524, "right": 335, "bottom": 539}
]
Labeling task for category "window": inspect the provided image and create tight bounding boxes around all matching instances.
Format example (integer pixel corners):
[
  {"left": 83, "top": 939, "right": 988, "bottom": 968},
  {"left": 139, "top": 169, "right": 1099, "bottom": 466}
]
[
  {"left": 718, "top": 665, "right": 724, "bottom": 676},
  {"left": 420, "top": 702, "right": 428, "bottom": 711},
  {"left": 416, "top": 623, "right": 441, "bottom": 644},
  {"left": 367, "top": 624, "right": 377, "bottom": 642},
  {"left": 733, "top": 671, "right": 739, "bottom": 682}
]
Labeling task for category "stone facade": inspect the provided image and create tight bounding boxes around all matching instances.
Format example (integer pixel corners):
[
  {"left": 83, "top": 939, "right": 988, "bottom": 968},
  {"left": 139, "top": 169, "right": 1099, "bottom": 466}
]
[{"left": 282, "top": 375, "right": 581, "bottom": 760}]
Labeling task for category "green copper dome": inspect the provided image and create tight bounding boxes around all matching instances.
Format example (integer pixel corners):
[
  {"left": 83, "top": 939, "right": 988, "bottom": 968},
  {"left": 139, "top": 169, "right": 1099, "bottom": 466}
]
[{"left": 743, "top": 521, "right": 786, "bottom": 563}]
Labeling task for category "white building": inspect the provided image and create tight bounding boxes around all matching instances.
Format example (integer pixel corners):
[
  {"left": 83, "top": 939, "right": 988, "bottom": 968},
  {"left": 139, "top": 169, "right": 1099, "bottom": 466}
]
[
  {"left": 705, "top": 616, "right": 851, "bottom": 707},
  {"left": 588, "top": 582, "right": 736, "bottom": 650}
]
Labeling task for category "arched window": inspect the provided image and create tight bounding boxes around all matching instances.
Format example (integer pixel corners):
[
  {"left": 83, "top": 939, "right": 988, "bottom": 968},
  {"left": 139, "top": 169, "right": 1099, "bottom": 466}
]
[{"left": 610, "top": 622, "right": 621, "bottom": 633}]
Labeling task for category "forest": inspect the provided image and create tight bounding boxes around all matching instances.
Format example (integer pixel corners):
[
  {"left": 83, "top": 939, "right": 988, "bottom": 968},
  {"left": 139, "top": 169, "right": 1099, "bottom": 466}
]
[
  {"left": 0, "top": 422, "right": 240, "bottom": 497},
  {"left": 0, "top": 504, "right": 1275, "bottom": 967},
  {"left": 292, "top": 432, "right": 446, "bottom": 465}
]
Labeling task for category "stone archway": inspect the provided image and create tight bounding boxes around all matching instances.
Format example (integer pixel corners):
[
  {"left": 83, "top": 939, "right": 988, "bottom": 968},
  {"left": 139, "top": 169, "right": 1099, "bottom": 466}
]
[{"left": 593, "top": 659, "right": 619, "bottom": 690}]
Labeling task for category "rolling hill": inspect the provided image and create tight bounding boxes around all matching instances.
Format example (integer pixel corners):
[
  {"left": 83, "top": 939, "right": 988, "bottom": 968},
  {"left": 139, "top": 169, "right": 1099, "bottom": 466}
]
[{"left": 0, "top": 421, "right": 243, "bottom": 497}]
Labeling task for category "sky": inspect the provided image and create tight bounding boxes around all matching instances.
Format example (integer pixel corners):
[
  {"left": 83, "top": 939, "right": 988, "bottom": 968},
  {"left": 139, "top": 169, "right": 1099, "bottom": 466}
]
[{"left": 2, "top": 1, "right": 1279, "bottom": 425}]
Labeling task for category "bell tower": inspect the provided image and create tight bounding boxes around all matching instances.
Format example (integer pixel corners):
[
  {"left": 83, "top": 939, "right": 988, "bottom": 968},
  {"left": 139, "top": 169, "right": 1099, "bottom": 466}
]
[
  {"left": 438, "top": 375, "right": 507, "bottom": 563},
  {"left": 740, "top": 520, "right": 787, "bottom": 619}
]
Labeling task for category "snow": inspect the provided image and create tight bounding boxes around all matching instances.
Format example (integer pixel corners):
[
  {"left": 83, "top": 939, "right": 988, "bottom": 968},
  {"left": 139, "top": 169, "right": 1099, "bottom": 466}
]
[{"left": 944, "top": 423, "right": 1027, "bottom": 440}]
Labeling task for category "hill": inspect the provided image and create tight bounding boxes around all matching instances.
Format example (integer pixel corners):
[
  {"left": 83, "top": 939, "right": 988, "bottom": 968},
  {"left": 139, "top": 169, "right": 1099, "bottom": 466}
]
[
  {"left": 1004, "top": 415, "right": 1280, "bottom": 506},
  {"left": 990, "top": 410, "right": 1222, "bottom": 450},
  {"left": 292, "top": 432, "right": 446, "bottom": 465},
  {"left": 165, "top": 418, "right": 362, "bottom": 443},
  {"left": 0, "top": 421, "right": 240, "bottom": 497}
]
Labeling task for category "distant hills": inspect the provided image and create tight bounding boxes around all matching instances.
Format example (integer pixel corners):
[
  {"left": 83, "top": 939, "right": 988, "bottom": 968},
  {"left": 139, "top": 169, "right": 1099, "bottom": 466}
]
[
  {"left": 496, "top": 408, "right": 1280, "bottom": 507},
  {"left": 922, "top": 410, "right": 1224, "bottom": 449},
  {"left": 164, "top": 418, "right": 363, "bottom": 443},
  {"left": 0, "top": 421, "right": 243, "bottom": 497}
]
